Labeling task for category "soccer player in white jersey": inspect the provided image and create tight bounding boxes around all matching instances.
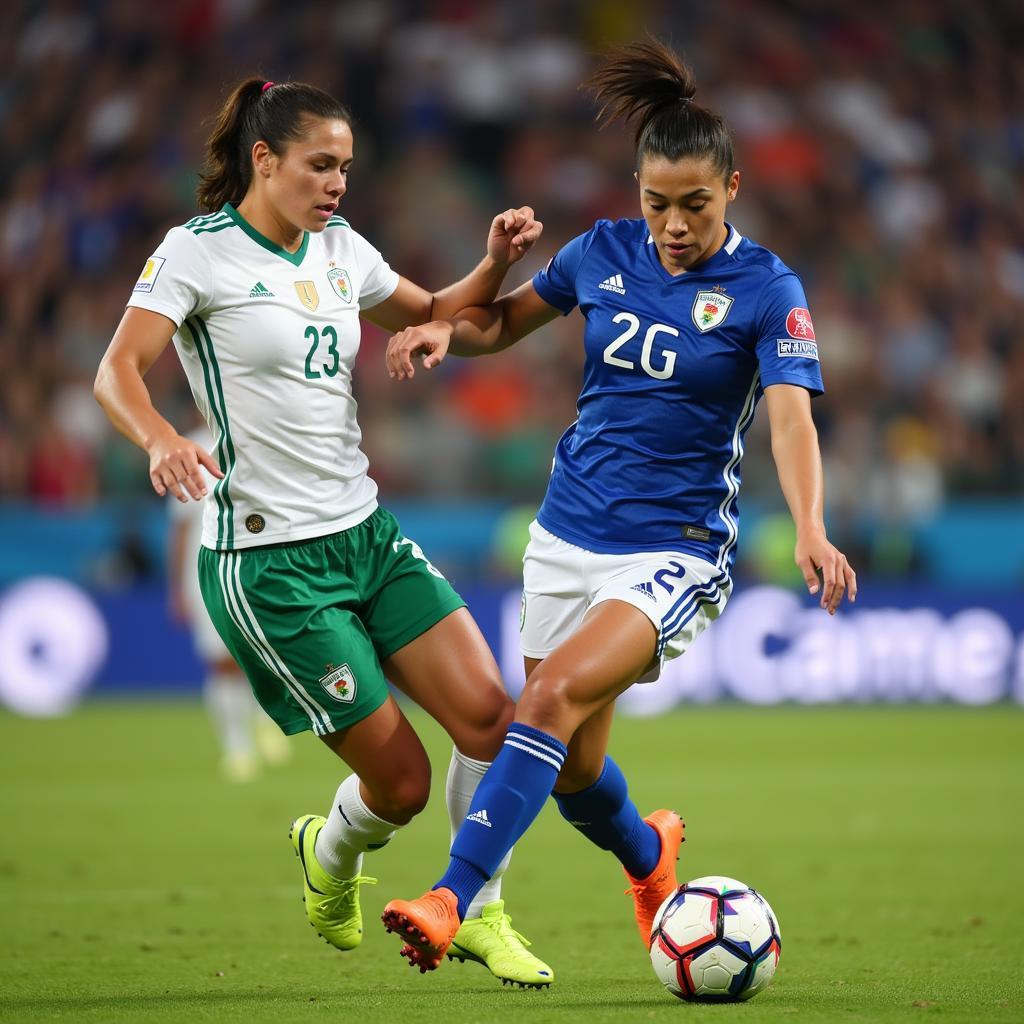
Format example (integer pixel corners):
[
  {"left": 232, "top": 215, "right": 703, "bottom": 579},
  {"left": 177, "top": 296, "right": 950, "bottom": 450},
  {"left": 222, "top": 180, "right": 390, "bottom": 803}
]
[
  {"left": 94, "top": 77, "right": 554, "bottom": 987},
  {"left": 381, "top": 40, "right": 858, "bottom": 971},
  {"left": 168, "top": 419, "right": 290, "bottom": 781}
]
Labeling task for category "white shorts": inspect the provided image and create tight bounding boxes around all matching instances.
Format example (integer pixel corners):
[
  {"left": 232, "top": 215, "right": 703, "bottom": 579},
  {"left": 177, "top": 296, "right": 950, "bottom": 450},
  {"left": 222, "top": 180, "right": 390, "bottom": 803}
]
[{"left": 520, "top": 521, "right": 732, "bottom": 683}]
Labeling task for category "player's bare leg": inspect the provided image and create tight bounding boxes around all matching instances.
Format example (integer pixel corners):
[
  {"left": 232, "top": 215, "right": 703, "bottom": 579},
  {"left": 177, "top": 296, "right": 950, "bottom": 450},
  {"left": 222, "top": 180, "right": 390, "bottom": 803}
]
[
  {"left": 292, "top": 697, "right": 430, "bottom": 951},
  {"left": 527, "top": 609, "right": 684, "bottom": 945},
  {"left": 383, "top": 602, "right": 657, "bottom": 970},
  {"left": 381, "top": 609, "right": 553, "bottom": 985}
]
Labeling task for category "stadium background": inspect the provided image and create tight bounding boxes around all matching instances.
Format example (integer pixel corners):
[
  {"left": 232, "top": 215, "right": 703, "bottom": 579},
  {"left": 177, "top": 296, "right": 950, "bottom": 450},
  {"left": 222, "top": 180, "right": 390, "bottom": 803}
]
[
  {"left": 1, "top": 3, "right": 1022, "bottom": 1022},
  {"left": 0, "top": 0, "right": 1021, "bottom": 712}
]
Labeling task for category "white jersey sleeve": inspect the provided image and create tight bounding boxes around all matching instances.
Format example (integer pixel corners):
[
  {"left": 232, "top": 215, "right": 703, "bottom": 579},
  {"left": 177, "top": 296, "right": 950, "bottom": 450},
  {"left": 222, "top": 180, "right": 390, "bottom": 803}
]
[
  {"left": 126, "top": 226, "right": 213, "bottom": 327},
  {"left": 351, "top": 229, "right": 400, "bottom": 310}
]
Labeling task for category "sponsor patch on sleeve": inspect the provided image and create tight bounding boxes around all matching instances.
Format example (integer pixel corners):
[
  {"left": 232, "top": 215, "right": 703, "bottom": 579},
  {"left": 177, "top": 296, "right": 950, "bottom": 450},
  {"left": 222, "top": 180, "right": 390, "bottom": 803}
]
[
  {"left": 133, "top": 256, "right": 166, "bottom": 293},
  {"left": 785, "top": 306, "right": 815, "bottom": 339},
  {"left": 776, "top": 338, "right": 819, "bottom": 360}
]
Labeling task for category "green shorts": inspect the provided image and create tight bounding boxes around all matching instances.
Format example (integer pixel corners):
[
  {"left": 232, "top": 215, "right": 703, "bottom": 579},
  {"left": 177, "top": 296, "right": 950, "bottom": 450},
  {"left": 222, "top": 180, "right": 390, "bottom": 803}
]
[{"left": 198, "top": 506, "right": 466, "bottom": 736}]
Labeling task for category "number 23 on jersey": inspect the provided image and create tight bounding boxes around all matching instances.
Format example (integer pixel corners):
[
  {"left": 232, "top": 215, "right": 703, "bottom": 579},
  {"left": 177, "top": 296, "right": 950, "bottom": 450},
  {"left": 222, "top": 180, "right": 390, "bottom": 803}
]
[{"left": 304, "top": 324, "right": 340, "bottom": 379}]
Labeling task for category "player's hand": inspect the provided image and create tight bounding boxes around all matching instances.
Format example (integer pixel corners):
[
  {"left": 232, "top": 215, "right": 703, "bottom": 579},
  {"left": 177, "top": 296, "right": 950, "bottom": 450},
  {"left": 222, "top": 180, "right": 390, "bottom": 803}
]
[
  {"left": 486, "top": 206, "right": 543, "bottom": 266},
  {"left": 795, "top": 528, "right": 857, "bottom": 615},
  {"left": 147, "top": 431, "right": 223, "bottom": 502},
  {"left": 387, "top": 321, "right": 453, "bottom": 381}
]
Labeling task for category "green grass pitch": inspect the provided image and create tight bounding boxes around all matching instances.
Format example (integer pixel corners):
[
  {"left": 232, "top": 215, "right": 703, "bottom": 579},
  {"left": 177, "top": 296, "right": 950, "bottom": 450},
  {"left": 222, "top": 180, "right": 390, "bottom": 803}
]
[{"left": 1, "top": 701, "right": 1022, "bottom": 1022}]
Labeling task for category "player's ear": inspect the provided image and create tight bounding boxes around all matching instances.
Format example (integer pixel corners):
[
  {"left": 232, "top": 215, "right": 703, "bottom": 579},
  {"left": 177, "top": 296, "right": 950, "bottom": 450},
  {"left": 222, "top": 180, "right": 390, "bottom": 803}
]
[
  {"left": 252, "top": 140, "right": 273, "bottom": 179},
  {"left": 726, "top": 170, "right": 740, "bottom": 202}
]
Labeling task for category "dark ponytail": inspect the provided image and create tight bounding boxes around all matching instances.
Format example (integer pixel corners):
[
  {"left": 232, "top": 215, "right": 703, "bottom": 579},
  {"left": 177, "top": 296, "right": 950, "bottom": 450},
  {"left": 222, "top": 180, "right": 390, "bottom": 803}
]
[
  {"left": 196, "top": 78, "right": 352, "bottom": 212},
  {"left": 584, "top": 39, "right": 733, "bottom": 181}
]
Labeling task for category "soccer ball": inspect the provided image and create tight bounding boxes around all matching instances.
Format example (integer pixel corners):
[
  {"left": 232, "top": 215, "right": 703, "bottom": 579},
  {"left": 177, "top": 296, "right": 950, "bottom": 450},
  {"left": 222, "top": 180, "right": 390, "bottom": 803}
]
[{"left": 649, "top": 875, "right": 781, "bottom": 1001}]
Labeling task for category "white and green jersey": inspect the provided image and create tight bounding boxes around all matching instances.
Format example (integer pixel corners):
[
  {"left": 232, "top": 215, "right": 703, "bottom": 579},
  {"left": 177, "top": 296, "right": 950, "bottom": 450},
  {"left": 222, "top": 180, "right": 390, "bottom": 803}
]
[{"left": 127, "top": 202, "right": 399, "bottom": 550}]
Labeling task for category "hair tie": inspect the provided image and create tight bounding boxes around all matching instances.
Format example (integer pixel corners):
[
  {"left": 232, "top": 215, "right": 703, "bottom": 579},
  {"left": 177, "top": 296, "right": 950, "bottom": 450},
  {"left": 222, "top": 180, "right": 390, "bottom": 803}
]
[
  {"left": 261, "top": 81, "right": 275, "bottom": 93},
  {"left": 680, "top": 96, "right": 692, "bottom": 106}
]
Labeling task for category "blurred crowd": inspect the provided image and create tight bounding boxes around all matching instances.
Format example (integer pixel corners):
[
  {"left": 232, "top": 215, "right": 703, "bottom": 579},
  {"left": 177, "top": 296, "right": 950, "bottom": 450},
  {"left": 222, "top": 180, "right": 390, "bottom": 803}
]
[{"left": 0, "top": 0, "right": 1021, "bottom": 576}]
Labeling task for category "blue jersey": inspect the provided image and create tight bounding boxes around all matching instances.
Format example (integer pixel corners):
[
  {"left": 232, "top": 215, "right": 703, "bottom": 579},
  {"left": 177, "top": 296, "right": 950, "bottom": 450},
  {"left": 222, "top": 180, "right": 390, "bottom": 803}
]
[{"left": 531, "top": 218, "right": 824, "bottom": 571}]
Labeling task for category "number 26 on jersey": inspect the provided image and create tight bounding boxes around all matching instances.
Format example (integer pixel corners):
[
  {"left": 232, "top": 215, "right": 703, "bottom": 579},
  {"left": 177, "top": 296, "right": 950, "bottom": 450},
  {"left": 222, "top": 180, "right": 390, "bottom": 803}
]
[{"left": 603, "top": 312, "right": 678, "bottom": 381}]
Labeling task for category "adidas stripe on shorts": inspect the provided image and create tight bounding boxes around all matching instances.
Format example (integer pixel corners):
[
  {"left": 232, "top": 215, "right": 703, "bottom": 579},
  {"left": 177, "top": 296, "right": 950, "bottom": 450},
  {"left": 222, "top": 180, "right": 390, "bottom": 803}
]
[{"left": 520, "top": 521, "right": 732, "bottom": 683}]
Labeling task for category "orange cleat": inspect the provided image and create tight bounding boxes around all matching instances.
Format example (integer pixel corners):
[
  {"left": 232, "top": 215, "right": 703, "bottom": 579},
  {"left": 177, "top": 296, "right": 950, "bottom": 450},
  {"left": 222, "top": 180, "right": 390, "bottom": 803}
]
[
  {"left": 623, "top": 809, "right": 685, "bottom": 948},
  {"left": 381, "top": 888, "right": 461, "bottom": 972}
]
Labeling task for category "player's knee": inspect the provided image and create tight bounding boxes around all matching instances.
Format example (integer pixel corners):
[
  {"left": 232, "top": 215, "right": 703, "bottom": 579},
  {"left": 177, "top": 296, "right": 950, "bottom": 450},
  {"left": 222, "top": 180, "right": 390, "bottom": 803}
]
[
  {"left": 451, "top": 683, "right": 513, "bottom": 758},
  {"left": 367, "top": 771, "right": 431, "bottom": 824},
  {"left": 478, "top": 690, "right": 514, "bottom": 743},
  {"left": 517, "top": 669, "right": 587, "bottom": 736}
]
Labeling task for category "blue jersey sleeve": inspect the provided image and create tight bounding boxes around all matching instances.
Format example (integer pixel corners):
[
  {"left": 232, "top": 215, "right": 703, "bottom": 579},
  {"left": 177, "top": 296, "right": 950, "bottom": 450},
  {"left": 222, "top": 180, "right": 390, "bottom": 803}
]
[
  {"left": 531, "top": 223, "right": 606, "bottom": 315},
  {"left": 754, "top": 273, "right": 825, "bottom": 396}
]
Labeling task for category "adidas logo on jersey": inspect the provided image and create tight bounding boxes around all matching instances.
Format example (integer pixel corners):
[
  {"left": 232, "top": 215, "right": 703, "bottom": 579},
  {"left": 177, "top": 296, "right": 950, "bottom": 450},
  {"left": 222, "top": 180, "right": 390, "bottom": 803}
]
[
  {"left": 598, "top": 273, "right": 626, "bottom": 295},
  {"left": 249, "top": 281, "right": 274, "bottom": 297},
  {"left": 466, "top": 809, "right": 493, "bottom": 828},
  {"left": 630, "top": 581, "right": 656, "bottom": 600}
]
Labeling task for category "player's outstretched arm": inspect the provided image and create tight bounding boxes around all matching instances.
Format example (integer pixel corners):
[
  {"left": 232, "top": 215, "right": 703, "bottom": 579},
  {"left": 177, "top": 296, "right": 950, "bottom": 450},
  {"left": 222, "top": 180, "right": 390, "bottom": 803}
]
[
  {"left": 94, "top": 307, "right": 223, "bottom": 502},
  {"left": 385, "top": 281, "right": 560, "bottom": 380},
  {"left": 364, "top": 207, "right": 543, "bottom": 338},
  {"left": 764, "top": 383, "right": 857, "bottom": 614}
]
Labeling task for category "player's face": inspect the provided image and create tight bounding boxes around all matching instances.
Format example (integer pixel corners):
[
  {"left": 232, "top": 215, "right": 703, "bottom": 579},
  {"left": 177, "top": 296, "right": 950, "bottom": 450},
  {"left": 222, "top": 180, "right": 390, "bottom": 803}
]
[
  {"left": 266, "top": 117, "right": 353, "bottom": 233},
  {"left": 636, "top": 156, "right": 739, "bottom": 275}
]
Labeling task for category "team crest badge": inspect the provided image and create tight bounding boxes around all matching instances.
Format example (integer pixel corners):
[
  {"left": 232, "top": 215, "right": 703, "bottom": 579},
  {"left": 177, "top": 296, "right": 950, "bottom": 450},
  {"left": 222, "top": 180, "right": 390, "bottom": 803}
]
[
  {"left": 318, "top": 663, "right": 356, "bottom": 703},
  {"left": 294, "top": 280, "right": 319, "bottom": 311},
  {"left": 327, "top": 268, "right": 353, "bottom": 303},
  {"left": 691, "top": 289, "right": 733, "bottom": 332}
]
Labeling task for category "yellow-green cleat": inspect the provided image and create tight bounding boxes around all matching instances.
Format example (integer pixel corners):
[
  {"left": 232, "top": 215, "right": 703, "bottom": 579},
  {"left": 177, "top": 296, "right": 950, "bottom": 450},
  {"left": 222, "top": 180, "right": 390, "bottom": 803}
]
[
  {"left": 447, "top": 900, "right": 554, "bottom": 988},
  {"left": 289, "top": 814, "right": 376, "bottom": 951}
]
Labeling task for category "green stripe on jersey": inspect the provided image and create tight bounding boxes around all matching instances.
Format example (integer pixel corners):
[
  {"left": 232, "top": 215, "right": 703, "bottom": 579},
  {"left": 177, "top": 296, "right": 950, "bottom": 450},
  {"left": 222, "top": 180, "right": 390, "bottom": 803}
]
[
  {"left": 196, "top": 317, "right": 236, "bottom": 547},
  {"left": 190, "top": 222, "right": 237, "bottom": 236},
  {"left": 325, "top": 217, "right": 349, "bottom": 229},
  {"left": 186, "top": 317, "right": 236, "bottom": 548},
  {"left": 184, "top": 213, "right": 231, "bottom": 232},
  {"left": 185, "top": 319, "right": 226, "bottom": 546}
]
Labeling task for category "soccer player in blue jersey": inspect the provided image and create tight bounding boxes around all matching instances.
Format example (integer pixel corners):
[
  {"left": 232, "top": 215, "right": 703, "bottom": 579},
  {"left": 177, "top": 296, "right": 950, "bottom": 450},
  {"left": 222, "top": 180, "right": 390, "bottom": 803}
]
[{"left": 380, "top": 40, "right": 857, "bottom": 970}]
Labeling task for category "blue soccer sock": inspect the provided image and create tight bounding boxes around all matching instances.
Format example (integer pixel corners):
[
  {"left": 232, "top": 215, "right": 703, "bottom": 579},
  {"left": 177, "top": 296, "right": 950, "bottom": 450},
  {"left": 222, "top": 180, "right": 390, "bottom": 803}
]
[
  {"left": 434, "top": 723, "right": 567, "bottom": 918},
  {"left": 553, "top": 755, "right": 661, "bottom": 879}
]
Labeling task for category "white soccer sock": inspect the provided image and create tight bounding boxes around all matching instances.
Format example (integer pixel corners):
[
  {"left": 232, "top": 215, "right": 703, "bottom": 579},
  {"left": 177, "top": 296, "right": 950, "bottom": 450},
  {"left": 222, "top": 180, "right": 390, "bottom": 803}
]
[
  {"left": 314, "top": 774, "right": 400, "bottom": 880},
  {"left": 446, "top": 747, "right": 513, "bottom": 918},
  {"left": 203, "top": 671, "right": 256, "bottom": 757}
]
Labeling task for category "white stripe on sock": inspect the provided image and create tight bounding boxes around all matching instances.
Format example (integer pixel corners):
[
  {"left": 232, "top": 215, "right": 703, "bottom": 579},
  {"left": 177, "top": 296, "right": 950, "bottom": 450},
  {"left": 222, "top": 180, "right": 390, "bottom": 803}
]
[
  {"left": 508, "top": 729, "right": 565, "bottom": 761},
  {"left": 504, "top": 738, "right": 564, "bottom": 771}
]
